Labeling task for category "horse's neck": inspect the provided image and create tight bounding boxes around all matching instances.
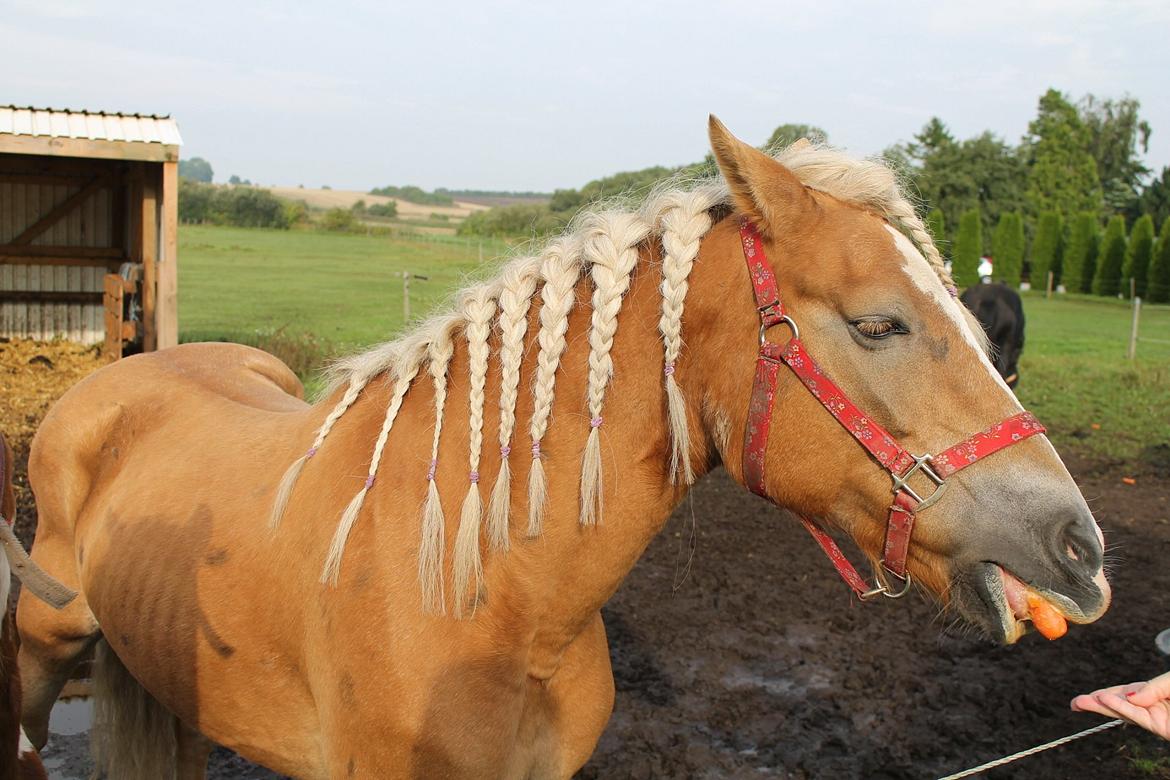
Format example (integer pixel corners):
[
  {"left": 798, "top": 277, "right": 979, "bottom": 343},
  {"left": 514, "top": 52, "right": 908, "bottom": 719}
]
[{"left": 515, "top": 238, "right": 736, "bottom": 673}]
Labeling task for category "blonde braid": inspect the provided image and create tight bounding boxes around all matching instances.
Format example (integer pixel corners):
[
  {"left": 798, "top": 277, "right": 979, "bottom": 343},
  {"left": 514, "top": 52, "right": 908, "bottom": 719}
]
[
  {"left": 579, "top": 213, "right": 651, "bottom": 526},
  {"left": 526, "top": 237, "right": 582, "bottom": 537},
  {"left": 885, "top": 199, "right": 957, "bottom": 295},
  {"left": 486, "top": 255, "right": 541, "bottom": 550},
  {"left": 418, "top": 319, "right": 458, "bottom": 615},
  {"left": 321, "top": 342, "right": 426, "bottom": 585},
  {"left": 656, "top": 190, "right": 715, "bottom": 485},
  {"left": 452, "top": 285, "right": 497, "bottom": 617},
  {"left": 269, "top": 369, "right": 381, "bottom": 530}
]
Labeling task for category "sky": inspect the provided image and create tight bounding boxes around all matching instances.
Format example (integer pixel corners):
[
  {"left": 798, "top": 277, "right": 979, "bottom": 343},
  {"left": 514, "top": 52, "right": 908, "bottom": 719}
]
[{"left": 3, "top": 0, "right": 1168, "bottom": 193}]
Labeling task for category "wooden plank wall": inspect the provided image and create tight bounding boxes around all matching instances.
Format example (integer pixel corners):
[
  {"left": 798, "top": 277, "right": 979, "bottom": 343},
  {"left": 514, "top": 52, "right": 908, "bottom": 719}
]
[{"left": 0, "top": 157, "right": 133, "bottom": 344}]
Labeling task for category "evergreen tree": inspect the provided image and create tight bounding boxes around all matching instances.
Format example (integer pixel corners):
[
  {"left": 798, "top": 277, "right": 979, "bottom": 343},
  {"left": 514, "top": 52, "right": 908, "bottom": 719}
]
[
  {"left": 1024, "top": 89, "right": 1103, "bottom": 218},
  {"left": 1030, "top": 211, "right": 1063, "bottom": 288},
  {"left": 1064, "top": 213, "right": 1101, "bottom": 293},
  {"left": 1092, "top": 215, "right": 1127, "bottom": 296},
  {"left": 1148, "top": 217, "right": 1170, "bottom": 303},
  {"left": 1080, "top": 95, "right": 1151, "bottom": 214},
  {"left": 992, "top": 212, "right": 1025, "bottom": 287},
  {"left": 927, "top": 208, "right": 947, "bottom": 255},
  {"left": 953, "top": 209, "right": 983, "bottom": 287},
  {"left": 1124, "top": 215, "right": 1155, "bottom": 298}
]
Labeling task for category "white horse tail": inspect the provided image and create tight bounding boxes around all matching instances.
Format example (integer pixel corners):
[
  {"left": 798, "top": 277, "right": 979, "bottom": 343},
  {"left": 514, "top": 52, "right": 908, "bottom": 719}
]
[{"left": 91, "top": 639, "right": 178, "bottom": 779}]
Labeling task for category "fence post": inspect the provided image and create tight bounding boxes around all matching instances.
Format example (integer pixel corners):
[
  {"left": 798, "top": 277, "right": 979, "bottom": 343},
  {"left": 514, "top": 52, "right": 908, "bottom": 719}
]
[
  {"left": 1045, "top": 270, "right": 1054, "bottom": 299},
  {"left": 1130, "top": 277, "right": 1136, "bottom": 300},
  {"left": 1128, "top": 296, "right": 1141, "bottom": 360},
  {"left": 403, "top": 270, "right": 411, "bottom": 324}
]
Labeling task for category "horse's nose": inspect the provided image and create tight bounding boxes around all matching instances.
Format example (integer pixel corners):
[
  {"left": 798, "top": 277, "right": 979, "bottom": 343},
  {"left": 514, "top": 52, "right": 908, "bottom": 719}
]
[{"left": 1058, "top": 509, "right": 1103, "bottom": 574}]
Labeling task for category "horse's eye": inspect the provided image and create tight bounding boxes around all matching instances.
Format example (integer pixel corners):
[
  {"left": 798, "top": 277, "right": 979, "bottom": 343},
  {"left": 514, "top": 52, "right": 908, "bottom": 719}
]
[{"left": 851, "top": 318, "right": 905, "bottom": 339}]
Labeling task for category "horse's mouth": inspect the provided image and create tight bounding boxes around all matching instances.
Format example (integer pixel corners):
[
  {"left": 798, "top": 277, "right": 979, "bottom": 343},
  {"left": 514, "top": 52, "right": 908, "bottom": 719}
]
[{"left": 978, "top": 563, "right": 1072, "bottom": 644}]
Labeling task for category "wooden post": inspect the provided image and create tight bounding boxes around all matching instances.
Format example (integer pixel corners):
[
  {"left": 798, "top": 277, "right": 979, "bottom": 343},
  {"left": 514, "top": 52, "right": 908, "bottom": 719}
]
[
  {"left": 1130, "top": 277, "right": 1136, "bottom": 300},
  {"left": 156, "top": 161, "right": 179, "bottom": 349},
  {"left": 402, "top": 270, "right": 410, "bottom": 323},
  {"left": 1045, "top": 270, "right": 1054, "bottom": 299},
  {"left": 138, "top": 166, "right": 157, "bottom": 351},
  {"left": 1128, "top": 296, "right": 1141, "bottom": 360},
  {"left": 103, "top": 275, "right": 138, "bottom": 359}
]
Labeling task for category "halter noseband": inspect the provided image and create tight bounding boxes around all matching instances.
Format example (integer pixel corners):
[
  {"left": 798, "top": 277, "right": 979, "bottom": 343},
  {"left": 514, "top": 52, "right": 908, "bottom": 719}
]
[{"left": 738, "top": 218, "right": 1046, "bottom": 600}]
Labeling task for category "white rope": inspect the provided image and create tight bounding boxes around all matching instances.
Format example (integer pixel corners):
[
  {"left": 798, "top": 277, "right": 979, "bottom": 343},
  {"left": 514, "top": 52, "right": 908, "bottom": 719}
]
[{"left": 935, "top": 718, "right": 1123, "bottom": 780}]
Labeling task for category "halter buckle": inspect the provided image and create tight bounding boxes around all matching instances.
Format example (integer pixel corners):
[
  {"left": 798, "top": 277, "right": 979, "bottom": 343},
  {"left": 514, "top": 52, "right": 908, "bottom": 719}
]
[
  {"left": 891, "top": 453, "right": 948, "bottom": 510},
  {"left": 758, "top": 314, "right": 800, "bottom": 348},
  {"left": 859, "top": 566, "right": 913, "bottom": 601}
]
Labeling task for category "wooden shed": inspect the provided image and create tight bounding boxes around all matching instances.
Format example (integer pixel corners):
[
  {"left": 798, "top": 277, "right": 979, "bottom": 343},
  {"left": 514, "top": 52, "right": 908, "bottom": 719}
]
[{"left": 0, "top": 106, "right": 182, "bottom": 356}]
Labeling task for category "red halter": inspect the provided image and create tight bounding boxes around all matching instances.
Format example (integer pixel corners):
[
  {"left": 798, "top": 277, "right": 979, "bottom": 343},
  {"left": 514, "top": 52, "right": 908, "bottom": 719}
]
[{"left": 738, "top": 219, "right": 1046, "bottom": 599}]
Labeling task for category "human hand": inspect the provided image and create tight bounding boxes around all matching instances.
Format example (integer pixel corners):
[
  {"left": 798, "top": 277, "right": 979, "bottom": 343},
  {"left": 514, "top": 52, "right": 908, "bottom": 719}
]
[{"left": 1071, "top": 670, "right": 1170, "bottom": 740}]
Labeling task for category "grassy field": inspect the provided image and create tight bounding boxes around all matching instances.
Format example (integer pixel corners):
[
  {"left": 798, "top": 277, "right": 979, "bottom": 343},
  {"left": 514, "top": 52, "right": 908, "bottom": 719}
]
[
  {"left": 1014, "top": 293, "right": 1169, "bottom": 463},
  {"left": 180, "top": 225, "right": 510, "bottom": 366},
  {"left": 178, "top": 226, "right": 1170, "bottom": 464}
]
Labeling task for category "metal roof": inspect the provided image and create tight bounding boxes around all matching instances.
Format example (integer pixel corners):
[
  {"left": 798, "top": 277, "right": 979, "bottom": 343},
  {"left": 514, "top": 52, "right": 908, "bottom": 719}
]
[{"left": 0, "top": 106, "right": 183, "bottom": 146}]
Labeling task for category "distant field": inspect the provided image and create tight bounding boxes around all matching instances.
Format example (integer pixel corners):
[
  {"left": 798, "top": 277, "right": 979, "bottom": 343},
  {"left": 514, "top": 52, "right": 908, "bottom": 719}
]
[
  {"left": 265, "top": 186, "right": 489, "bottom": 222},
  {"left": 177, "top": 226, "right": 1170, "bottom": 463}
]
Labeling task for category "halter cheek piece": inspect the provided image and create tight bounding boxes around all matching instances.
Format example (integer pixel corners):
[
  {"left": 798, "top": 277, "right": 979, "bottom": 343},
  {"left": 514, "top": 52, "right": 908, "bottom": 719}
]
[{"left": 738, "top": 218, "right": 1046, "bottom": 600}]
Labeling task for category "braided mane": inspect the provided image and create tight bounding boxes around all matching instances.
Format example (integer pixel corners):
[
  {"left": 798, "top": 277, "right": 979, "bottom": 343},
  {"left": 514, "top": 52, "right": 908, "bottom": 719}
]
[{"left": 271, "top": 142, "right": 951, "bottom": 615}]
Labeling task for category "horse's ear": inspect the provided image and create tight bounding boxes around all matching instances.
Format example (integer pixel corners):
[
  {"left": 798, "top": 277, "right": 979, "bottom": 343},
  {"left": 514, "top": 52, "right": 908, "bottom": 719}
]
[{"left": 708, "top": 115, "right": 815, "bottom": 236}]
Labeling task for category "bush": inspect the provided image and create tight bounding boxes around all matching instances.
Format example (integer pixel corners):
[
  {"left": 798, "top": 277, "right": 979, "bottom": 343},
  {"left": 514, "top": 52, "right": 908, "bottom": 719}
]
[
  {"left": 953, "top": 208, "right": 982, "bottom": 287},
  {"left": 457, "top": 203, "right": 568, "bottom": 239},
  {"left": 178, "top": 180, "right": 290, "bottom": 228},
  {"left": 1124, "top": 214, "right": 1155, "bottom": 297},
  {"left": 366, "top": 202, "right": 398, "bottom": 218},
  {"left": 992, "top": 212, "right": 1025, "bottom": 287},
  {"left": 368, "top": 185, "right": 453, "bottom": 206},
  {"left": 282, "top": 200, "right": 310, "bottom": 227},
  {"left": 1148, "top": 217, "right": 1170, "bottom": 303},
  {"left": 320, "top": 208, "right": 358, "bottom": 232},
  {"left": 1064, "top": 213, "right": 1101, "bottom": 293},
  {"left": 1030, "top": 211, "right": 1062, "bottom": 288},
  {"left": 1092, "top": 215, "right": 1127, "bottom": 296}
]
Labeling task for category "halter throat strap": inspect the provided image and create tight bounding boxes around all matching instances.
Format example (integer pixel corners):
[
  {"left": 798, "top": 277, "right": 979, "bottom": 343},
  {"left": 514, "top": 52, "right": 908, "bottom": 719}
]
[{"left": 737, "top": 218, "right": 1046, "bottom": 599}]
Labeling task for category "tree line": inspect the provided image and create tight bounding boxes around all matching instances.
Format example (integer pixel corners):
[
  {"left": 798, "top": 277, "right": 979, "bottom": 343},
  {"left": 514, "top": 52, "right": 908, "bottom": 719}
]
[{"left": 457, "top": 89, "right": 1170, "bottom": 301}]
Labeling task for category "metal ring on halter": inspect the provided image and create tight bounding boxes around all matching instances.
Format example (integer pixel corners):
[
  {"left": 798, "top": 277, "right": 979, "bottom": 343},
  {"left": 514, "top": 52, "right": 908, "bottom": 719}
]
[
  {"left": 758, "top": 314, "right": 800, "bottom": 347},
  {"left": 891, "top": 453, "right": 948, "bottom": 510},
  {"left": 858, "top": 567, "right": 913, "bottom": 601}
]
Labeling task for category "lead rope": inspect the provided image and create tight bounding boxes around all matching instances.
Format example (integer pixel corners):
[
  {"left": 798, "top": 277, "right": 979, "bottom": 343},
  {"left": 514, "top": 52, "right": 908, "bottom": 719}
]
[{"left": 935, "top": 718, "right": 1123, "bottom": 779}]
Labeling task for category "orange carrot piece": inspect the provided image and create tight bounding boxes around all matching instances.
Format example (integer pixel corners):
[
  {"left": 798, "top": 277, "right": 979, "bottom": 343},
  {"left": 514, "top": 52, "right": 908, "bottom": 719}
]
[{"left": 1027, "top": 593, "right": 1068, "bottom": 640}]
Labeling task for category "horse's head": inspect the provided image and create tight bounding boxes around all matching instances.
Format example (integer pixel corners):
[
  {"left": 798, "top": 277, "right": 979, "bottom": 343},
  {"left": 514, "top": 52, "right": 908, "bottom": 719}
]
[{"left": 692, "top": 118, "right": 1109, "bottom": 643}]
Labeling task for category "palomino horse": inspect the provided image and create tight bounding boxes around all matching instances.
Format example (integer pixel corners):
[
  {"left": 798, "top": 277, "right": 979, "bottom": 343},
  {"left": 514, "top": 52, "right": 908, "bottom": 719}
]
[
  {"left": 17, "top": 119, "right": 1110, "bottom": 778},
  {"left": 1, "top": 432, "right": 48, "bottom": 780}
]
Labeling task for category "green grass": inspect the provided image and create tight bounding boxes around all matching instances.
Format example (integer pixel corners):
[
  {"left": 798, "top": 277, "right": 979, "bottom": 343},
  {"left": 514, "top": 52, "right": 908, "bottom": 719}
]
[
  {"left": 177, "top": 226, "right": 1170, "bottom": 464},
  {"left": 1015, "top": 293, "right": 1170, "bottom": 463},
  {"left": 180, "top": 224, "right": 509, "bottom": 346}
]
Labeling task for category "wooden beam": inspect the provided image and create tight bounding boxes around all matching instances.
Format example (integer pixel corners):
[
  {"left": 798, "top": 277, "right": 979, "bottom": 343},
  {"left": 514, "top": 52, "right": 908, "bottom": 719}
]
[
  {"left": 10, "top": 176, "right": 111, "bottom": 245},
  {"left": 0, "top": 245, "right": 122, "bottom": 258},
  {"left": 156, "top": 161, "right": 178, "bottom": 349},
  {"left": 0, "top": 173, "right": 93, "bottom": 186},
  {"left": 0, "top": 135, "right": 179, "bottom": 163},
  {"left": 0, "top": 255, "right": 127, "bottom": 270},
  {"left": 0, "top": 155, "right": 124, "bottom": 178},
  {"left": 0, "top": 290, "right": 105, "bottom": 304}
]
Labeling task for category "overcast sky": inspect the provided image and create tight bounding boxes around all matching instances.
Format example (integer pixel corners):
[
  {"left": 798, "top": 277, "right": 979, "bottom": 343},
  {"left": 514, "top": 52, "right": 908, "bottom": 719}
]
[{"left": 3, "top": 0, "right": 1168, "bottom": 192}]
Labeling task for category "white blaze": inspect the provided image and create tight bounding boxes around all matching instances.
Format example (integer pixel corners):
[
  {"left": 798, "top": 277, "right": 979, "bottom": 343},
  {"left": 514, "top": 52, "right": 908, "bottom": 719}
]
[{"left": 883, "top": 225, "right": 1021, "bottom": 405}]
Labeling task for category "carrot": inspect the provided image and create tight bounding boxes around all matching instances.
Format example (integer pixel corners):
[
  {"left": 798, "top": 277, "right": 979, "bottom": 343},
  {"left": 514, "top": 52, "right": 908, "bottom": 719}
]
[{"left": 1026, "top": 593, "right": 1068, "bottom": 640}]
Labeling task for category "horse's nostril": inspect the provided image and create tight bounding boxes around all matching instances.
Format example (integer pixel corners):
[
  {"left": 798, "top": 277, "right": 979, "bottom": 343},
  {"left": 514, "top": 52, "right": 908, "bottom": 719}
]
[{"left": 1061, "top": 515, "right": 1102, "bottom": 571}]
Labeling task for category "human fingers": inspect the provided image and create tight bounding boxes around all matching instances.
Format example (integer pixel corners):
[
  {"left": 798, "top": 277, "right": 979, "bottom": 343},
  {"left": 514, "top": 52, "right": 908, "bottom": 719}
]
[{"left": 1128, "top": 671, "right": 1170, "bottom": 709}]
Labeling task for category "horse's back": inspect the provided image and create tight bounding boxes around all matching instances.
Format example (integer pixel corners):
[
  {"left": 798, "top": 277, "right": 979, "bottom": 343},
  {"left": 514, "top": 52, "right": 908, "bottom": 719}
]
[{"left": 28, "top": 342, "right": 309, "bottom": 536}]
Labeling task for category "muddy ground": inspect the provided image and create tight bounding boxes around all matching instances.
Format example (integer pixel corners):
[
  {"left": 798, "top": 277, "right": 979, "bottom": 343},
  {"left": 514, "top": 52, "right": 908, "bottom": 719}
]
[{"left": 24, "top": 451, "right": 1170, "bottom": 779}]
